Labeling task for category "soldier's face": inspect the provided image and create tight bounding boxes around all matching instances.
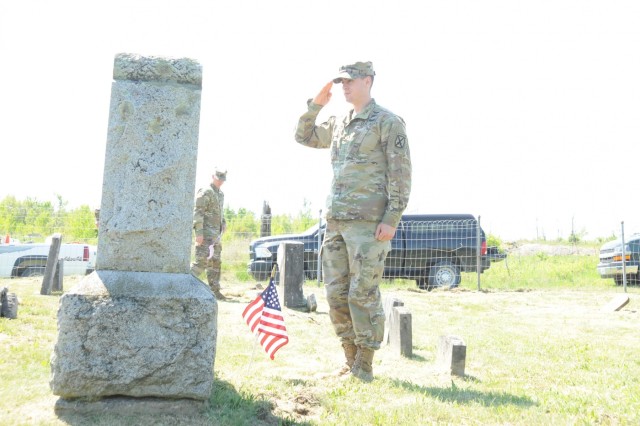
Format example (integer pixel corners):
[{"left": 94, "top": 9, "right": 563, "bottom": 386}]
[
  {"left": 341, "top": 77, "right": 370, "bottom": 104},
  {"left": 212, "top": 176, "right": 224, "bottom": 188}
]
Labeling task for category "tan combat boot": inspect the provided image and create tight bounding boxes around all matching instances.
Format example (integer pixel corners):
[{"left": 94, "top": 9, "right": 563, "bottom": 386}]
[
  {"left": 336, "top": 342, "right": 358, "bottom": 376},
  {"left": 351, "top": 346, "right": 375, "bottom": 382},
  {"left": 212, "top": 288, "right": 227, "bottom": 301}
]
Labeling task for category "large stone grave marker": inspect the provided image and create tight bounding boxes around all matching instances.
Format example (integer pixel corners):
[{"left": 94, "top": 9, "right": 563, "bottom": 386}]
[{"left": 50, "top": 53, "right": 216, "bottom": 404}]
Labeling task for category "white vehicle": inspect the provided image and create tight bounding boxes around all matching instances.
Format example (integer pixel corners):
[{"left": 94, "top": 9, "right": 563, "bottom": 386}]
[{"left": 0, "top": 241, "right": 96, "bottom": 278}]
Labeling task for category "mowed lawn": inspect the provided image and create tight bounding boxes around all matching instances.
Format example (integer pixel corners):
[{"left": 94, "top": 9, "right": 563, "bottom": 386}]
[{"left": 1, "top": 274, "right": 639, "bottom": 425}]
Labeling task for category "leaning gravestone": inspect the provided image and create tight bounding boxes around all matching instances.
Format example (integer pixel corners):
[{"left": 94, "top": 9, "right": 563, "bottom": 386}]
[
  {"left": 50, "top": 54, "right": 216, "bottom": 407},
  {"left": 41, "top": 233, "right": 62, "bottom": 295}
]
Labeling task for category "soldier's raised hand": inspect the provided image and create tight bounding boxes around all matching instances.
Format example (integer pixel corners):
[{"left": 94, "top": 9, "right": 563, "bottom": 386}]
[{"left": 312, "top": 81, "right": 333, "bottom": 106}]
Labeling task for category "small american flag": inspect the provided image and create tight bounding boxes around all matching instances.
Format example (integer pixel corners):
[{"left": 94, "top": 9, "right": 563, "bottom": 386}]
[{"left": 242, "top": 277, "right": 289, "bottom": 360}]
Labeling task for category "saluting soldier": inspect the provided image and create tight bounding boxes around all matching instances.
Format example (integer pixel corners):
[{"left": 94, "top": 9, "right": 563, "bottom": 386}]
[
  {"left": 191, "top": 168, "right": 228, "bottom": 300},
  {"left": 295, "top": 61, "right": 412, "bottom": 381}
]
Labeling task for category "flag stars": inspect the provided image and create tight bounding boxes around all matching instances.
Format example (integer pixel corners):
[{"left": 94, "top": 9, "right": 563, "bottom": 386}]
[{"left": 263, "top": 288, "right": 281, "bottom": 309}]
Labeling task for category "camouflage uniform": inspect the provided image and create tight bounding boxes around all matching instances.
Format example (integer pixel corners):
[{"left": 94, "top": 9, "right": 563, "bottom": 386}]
[
  {"left": 294, "top": 63, "right": 412, "bottom": 351},
  {"left": 191, "top": 178, "right": 226, "bottom": 293}
]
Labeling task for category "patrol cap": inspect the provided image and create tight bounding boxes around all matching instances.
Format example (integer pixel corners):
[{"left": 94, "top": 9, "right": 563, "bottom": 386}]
[
  {"left": 214, "top": 168, "right": 227, "bottom": 181},
  {"left": 332, "top": 61, "right": 375, "bottom": 84}
]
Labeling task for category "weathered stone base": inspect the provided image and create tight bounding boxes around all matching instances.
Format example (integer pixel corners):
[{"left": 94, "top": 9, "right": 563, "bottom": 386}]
[
  {"left": 50, "top": 271, "right": 217, "bottom": 400},
  {"left": 54, "top": 396, "right": 206, "bottom": 416}
]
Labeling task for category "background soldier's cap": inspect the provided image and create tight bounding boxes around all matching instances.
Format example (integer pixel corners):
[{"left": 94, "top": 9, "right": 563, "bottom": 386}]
[
  {"left": 214, "top": 168, "right": 227, "bottom": 181},
  {"left": 332, "top": 61, "right": 375, "bottom": 84}
]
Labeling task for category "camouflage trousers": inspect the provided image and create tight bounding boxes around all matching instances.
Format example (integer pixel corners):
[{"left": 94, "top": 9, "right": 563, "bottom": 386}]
[
  {"left": 322, "top": 220, "right": 390, "bottom": 350},
  {"left": 190, "top": 238, "right": 222, "bottom": 292}
]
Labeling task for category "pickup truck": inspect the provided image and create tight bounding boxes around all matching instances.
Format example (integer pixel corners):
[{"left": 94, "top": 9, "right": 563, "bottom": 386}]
[
  {"left": 248, "top": 214, "right": 501, "bottom": 290},
  {"left": 597, "top": 233, "right": 640, "bottom": 285},
  {"left": 0, "top": 241, "right": 97, "bottom": 278}
]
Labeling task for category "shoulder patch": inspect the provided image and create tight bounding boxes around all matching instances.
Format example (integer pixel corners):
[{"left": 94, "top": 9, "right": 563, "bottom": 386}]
[{"left": 395, "top": 134, "right": 407, "bottom": 148}]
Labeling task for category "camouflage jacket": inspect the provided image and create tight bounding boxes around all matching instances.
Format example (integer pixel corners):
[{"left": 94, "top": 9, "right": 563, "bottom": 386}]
[
  {"left": 295, "top": 99, "right": 412, "bottom": 228},
  {"left": 193, "top": 183, "right": 226, "bottom": 240}
]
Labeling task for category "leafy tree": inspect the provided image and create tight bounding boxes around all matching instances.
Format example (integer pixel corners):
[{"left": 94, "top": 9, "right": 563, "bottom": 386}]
[
  {"left": 291, "top": 198, "right": 318, "bottom": 232},
  {"left": 0, "top": 196, "right": 54, "bottom": 240},
  {"left": 223, "top": 207, "right": 258, "bottom": 241},
  {"left": 23, "top": 199, "right": 54, "bottom": 238},
  {"left": 63, "top": 205, "right": 98, "bottom": 243},
  {"left": 271, "top": 214, "right": 294, "bottom": 235},
  {"left": 1, "top": 196, "right": 321, "bottom": 245},
  {"left": 0, "top": 196, "right": 20, "bottom": 236},
  {"left": 0, "top": 195, "right": 96, "bottom": 243},
  {"left": 486, "top": 233, "right": 503, "bottom": 249}
]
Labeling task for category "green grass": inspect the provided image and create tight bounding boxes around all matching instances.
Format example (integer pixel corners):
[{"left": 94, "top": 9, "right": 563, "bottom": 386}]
[
  {"left": 460, "top": 253, "right": 606, "bottom": 290},
  {"left": 222, "top": 238, "right": 611, "bottom": 292},
  {"left": 1, "top": 251, "right": 639, "bottom": 425},
  {"left": 221, "top": 237, "right": 254, "bottom": 282}
]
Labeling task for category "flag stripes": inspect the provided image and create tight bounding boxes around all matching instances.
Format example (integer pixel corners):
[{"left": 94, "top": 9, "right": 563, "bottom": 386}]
[{"left": 241, "top": 277, "right": 289, "bottom": 360}]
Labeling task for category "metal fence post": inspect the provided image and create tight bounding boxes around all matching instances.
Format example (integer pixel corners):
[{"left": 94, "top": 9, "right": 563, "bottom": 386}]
[
  {"left": 476, "top": 215, "right": 481, "bottom": 291},
  {"left": 621, "top": 221, "right": 627, "bottom": 293},
  {"left": 317, "top": 209, "right": 322, "bottom": 287}
]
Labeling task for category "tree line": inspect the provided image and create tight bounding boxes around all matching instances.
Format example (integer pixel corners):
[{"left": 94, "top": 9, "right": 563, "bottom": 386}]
[
  {"left": 0, "top": 195, "right": 96, "bottom": 244},
  {"left": 0, "top": 196, "right": 319, "bottom": 244}
]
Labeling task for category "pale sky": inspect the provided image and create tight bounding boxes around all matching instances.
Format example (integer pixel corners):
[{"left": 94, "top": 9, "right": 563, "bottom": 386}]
[{"left": 1, "top": 0, "right": 638, "bottom": 241}]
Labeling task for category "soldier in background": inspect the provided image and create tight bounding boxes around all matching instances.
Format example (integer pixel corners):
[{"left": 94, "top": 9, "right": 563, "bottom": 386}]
[
  {"left": 294, "top": 61, "right": 412, "bottom": 381},
  {"left": 191, "top": 168, "right": 228, "bottom": 300}
]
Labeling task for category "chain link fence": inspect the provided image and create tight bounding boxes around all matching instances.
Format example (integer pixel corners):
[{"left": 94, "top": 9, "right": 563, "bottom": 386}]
[
  {"left": 1, "top": 206, "right": 633, "bottom": 291},
  {"left": 246, "top": 214, "right": 616, "bottom": 291}
]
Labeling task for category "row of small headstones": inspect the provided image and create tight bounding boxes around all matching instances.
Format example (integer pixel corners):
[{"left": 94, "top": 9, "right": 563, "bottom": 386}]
[
  {"left": 0, "top": 287, "right": 18, "bottom": 319},
  {"left": 384, "top": 295, "right": 466, "bottom": 376}
]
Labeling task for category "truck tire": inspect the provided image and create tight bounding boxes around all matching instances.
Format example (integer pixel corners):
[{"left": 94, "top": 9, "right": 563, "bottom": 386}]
[
  {"left": 427, "top": 260, "right": 461, "bottom": 290},
  {"left": 21, "top": 267, "right": 45, "bottom": 277},
  {"left": 614, "top": 274, "right": 639, "bottom": 286}
]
